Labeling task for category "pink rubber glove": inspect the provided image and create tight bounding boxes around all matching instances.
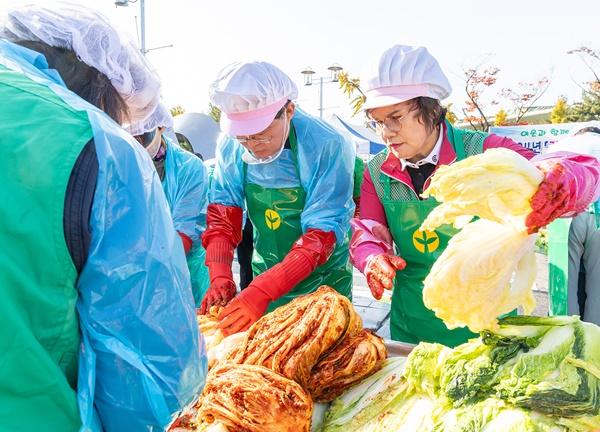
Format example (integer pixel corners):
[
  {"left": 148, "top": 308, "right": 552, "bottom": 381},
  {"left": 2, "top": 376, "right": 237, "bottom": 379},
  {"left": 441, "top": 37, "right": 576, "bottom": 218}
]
[
  {"left": 365, "top": 254, "right": 407, "bottom": 300},
  {"left": 349, "top": 218, "right": 394, "bottom": 273},
  {"left": 527, "top": 152, "right": 600, "bottom": 233}
]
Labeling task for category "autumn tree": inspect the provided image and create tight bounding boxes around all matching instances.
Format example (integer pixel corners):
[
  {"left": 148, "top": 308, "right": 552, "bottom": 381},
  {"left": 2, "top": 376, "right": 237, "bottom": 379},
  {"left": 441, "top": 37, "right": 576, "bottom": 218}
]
[
  {"left": 170, "top": 105, "right": 185, "bottom": 117},
  {"left": 444, "top": 103, "right": 458, "bottom": 124},
  {"left": 500, "top": 77, "right": 550, "bottom": 125},
  {"left": 462, "top": 64, "right": 500, "bottom": 131},
  {"left": 337, "top": 71, "right": 366, "bottom": 116},
  {"left": 494, "top": 109, "right": 508, "bottom": 126},
  {"left": 208, "top": 102, "right": 221, "bottom": 123},
  {"left": 551, "top": 97, "right": 569, "bottom": 124},
  {"left": 566, "top": 46, "right": 600, "bottom": 122},
  {"left": 568, "top": 91, "right": 600, "bottom": 121}
]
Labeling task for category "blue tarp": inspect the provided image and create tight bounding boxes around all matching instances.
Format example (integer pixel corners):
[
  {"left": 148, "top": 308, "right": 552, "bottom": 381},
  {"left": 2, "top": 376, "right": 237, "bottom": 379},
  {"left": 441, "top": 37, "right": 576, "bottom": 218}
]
[{"left": 331, "top": 114, "right": 385, "bottom": 154}]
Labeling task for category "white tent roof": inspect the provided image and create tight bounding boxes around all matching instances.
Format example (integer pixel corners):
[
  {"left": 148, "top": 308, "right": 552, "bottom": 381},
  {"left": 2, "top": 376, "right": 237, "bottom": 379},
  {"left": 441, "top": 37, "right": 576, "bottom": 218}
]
[{"left": 173, "top": 112, "right": 221, "bottom": 160}]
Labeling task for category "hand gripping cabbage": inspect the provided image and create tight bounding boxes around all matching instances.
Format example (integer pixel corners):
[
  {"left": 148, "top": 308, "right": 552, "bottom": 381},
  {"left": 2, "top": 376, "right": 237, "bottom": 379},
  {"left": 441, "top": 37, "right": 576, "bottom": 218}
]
[
  {"left": 420, "top": 148, "right": 541, "bottom": 332},
  {"left": 226, "top": 286, "right": 362, "bottom": 388},
  {"left": 421, "top": 148, "right": 544, "bottom": 231}
]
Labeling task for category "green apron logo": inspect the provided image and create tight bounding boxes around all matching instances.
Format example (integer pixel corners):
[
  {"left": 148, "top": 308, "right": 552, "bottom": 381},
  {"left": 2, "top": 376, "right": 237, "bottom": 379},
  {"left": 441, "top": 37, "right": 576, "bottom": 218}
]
[
  {"left": 265, "top": 209, "right": 281, "bottom": 230},
  {"left": 412, "top": 229, "right": 439, "bottom": 253}
]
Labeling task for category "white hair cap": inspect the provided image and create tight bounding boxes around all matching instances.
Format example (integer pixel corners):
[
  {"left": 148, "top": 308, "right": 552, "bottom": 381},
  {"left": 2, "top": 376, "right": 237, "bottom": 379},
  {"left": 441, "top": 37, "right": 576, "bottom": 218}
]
[
  {"left": 127, "top": 102, "right": 173, "bottom": 136},
  {"left": 2, "top": 1, "right": 161, "bottom": 124},
  {"left": 362, "top": 45, "right": 451, "bottom": 110},
  {"left": 209, "top": 61, "right": 298, "bottom": 135}
]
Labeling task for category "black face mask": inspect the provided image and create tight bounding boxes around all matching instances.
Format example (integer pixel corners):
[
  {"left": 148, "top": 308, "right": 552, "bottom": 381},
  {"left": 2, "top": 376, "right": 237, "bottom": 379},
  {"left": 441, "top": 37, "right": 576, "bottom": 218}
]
[{"left": 134, "top": 129, "right": 157, "bottom": 148}]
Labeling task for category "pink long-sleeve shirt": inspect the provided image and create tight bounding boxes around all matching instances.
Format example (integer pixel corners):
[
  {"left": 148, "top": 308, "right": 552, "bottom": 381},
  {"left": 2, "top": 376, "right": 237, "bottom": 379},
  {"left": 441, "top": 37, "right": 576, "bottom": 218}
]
[
  {"left": 360, "top": 124, "right": 535, "bottom": 225},
  {"left": 350, "top": 124, "right": 535, "bottom": 273}
]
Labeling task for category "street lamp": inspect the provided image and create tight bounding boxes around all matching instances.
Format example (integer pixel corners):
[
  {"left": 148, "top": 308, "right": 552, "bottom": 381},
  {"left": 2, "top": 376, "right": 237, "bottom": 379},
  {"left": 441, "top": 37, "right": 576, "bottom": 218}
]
[
  {"left": 301, "top": 63, "right": 343, "bottom": 119},
  {"left": 115, "top": 0, "right": 146, "bottom": 55},
  {"left": 115, "top": 0, "right": 173, "bottom": 55}
]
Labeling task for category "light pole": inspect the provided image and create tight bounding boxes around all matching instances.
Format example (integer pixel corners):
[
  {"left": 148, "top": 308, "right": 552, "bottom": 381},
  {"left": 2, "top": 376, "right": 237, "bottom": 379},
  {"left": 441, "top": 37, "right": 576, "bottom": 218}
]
[
  {"left": 115, "top": 0, "right": 172, "bottom": 55},
  {"left": 301, "top": 63, "right": 343, "bottom": 119}
]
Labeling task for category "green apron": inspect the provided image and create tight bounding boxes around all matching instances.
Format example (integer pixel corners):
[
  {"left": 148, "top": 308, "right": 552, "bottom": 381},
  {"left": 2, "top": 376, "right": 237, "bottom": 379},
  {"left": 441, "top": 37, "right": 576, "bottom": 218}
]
[
  {"left": 243, "top": 125, "right": 353, "bottom": 312},
  {"left": 368, "top": 122, "right": 486, "bottom": 346},
  {"left": 0, "top": 63, "right": 87, "bottom": 430},
  {"left": 548, "top": 218, "right": 572, "bottom": 316},
  {"left": 188, "top": 245, "right": 209, "bottom": 307},
  {"left": 548, "top": 201, "right": 600, "bottom": 315}
]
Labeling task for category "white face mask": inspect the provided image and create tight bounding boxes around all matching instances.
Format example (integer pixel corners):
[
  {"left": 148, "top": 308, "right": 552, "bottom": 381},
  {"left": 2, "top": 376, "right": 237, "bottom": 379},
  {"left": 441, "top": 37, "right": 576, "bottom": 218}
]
[
  {"left": 145, "top": 129, "right": 163, "bottom": 159},
  {"left": 241, "top": 113, "right": 289, "bottom": 165}
]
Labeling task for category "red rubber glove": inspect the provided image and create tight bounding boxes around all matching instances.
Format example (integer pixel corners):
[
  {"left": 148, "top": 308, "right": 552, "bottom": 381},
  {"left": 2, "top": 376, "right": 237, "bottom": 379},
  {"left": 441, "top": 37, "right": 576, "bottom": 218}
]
[
  {"left": 201, "top": 203, "right": 244, "bottom": 249},
  {"left": 218, "top": 229, "right": 335, "bottom": 335},
  {"left": 178, "top": 231, "right": 193, "bottom": 254},
  {"left": 199, "top": 204, "right": 243, "bottom": 314},
  {"left": 526, "top": 154, "right": 600, "bottom": 234},
  {"left": 199, "top": 262, "right": 237, "bottom": 314},
  {"left": 365, "top": 253, "right": 407, "bottom": 300}
]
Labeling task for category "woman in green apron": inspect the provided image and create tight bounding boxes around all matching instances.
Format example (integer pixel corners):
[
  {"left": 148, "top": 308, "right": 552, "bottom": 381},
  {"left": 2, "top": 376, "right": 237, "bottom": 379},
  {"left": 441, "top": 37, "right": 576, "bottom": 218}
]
[
  {"left": 349, "top": 45, "right": 597, "bottom": 347},
  {"left": 129, "top": 104, "right": 211, "bottom": 307},
  {"left": 200, "top": 61, "right": 354, "bottom": 335}
]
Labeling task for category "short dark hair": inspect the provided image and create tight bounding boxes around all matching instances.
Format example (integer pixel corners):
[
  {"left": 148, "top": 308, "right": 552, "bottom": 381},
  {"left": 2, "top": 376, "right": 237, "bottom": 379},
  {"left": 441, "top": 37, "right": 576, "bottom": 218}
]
[
  {"left": 274, "top": 100, "right": 291, "bottom": 119},
  {"left": 407, "top": 97, "right": 447, "bottom": 132},
  {"left": 15, "top": 40, "right": 129, "bottom": 125},
  {"left": 575, "top": 126, "right": 600, "bottom": 136}
]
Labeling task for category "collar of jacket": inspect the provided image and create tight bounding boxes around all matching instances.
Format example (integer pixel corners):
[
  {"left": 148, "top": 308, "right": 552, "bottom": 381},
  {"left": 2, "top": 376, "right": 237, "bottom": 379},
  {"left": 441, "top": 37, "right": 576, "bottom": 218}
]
[{"left": 379, "top": 122, "right": 457, "bottom": 194}]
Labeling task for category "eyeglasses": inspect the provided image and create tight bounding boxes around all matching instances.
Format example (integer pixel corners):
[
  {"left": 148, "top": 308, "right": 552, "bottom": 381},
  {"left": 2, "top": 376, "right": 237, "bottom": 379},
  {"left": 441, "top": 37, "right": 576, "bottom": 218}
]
[
  {"left": 236, "top": 136, "right": 274, "bottom": 145},
  {"left": 367, "top": 111, "right": 406, "bottom": 131},
  {"left": 236, "top": 118, "right": 282, "bottom": 145},
  {"left": 134, "top": 129, "right": 157, "bottom": 147}
]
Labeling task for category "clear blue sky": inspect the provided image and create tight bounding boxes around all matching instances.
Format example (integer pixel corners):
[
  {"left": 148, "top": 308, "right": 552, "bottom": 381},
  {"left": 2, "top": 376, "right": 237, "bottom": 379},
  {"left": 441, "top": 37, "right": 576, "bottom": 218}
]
[{"left": 3, "top": 0, "right": 599, "bottom": 122}]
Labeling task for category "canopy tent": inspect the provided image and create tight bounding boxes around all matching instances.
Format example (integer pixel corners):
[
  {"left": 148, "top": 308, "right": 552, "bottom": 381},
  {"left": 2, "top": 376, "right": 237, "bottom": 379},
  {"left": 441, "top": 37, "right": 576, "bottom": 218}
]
[
  {"left": 172, "top": 112, "right": 221, "bottom": 161},
  {"left": 327, "top": 114, "right": 385, "bottom": 155}
]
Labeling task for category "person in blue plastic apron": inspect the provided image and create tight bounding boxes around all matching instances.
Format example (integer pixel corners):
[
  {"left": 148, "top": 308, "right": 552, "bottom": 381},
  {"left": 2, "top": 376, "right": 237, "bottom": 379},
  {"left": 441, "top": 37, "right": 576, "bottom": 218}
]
[
  {"left": 129, "top": 103, "right": 210, "bottom": 307},
  {"left": 1, "top": 4, "right": 205, "bottom": 431},
  {"left": 173, "top": 114, "right": 257, "bottom": 292},
  {"left": 200, "top": 61, "right": 355, "bottom": 335},
  {"left": 547, "top": 122, "right": 600, "bottom": 325}
]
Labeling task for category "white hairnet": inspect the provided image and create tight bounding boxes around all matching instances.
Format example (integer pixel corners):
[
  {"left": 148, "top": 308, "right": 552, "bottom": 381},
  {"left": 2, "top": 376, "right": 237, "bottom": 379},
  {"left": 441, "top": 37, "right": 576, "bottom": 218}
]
[
  {"left": 209, "top": 61, "right": 298, "bottom": 135},
  {"left": 127, "top": 102, "right": 174, "bottom": 136},
  {"left": 362, "top": 45, "right": 451, "bottom": 110},
  {"left": 2, "top": 1, "right": 161, "bottom": 124},
  {"left": 209, "top": 61, "right": 298, "bottom": 114}
]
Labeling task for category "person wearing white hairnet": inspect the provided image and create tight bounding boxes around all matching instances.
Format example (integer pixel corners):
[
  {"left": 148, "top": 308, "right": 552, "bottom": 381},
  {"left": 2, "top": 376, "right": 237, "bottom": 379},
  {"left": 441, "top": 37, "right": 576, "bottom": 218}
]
[
  {"left": 547, "top": 122, "right": 600, "bottom": 325},
  {"left": 129, "top": 103, "right": 210, "bottom": 307},
  {"left": 0, "top": 3, "right": 205, "bottom": 431},
  {"left": 349, "top": 45, "right": 600, "bottom": 346},
  {"left": 173, "top": 114, "right": 257, "bottom": 293},
  {"left": 201, "top": 61, "right": 355, "bottom": 335}
]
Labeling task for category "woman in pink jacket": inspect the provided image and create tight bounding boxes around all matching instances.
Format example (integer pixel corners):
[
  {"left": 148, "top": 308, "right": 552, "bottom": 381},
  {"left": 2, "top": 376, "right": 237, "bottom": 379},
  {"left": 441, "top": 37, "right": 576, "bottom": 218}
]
[{"left": 350, "top": 44, "right": 600, "bottom": 346}]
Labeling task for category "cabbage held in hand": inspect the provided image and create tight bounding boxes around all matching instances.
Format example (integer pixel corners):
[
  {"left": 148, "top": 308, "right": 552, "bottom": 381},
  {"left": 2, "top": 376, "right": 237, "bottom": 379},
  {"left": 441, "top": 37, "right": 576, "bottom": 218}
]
[
  {"left": 423, "top": 219, "right": 537, "bottom": 332},
  {"left": 421, "top": 148, "right": 543, "bottom": 231},
  {"left": 419, "top": 148, "right": 544, "bottom": 332}
]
